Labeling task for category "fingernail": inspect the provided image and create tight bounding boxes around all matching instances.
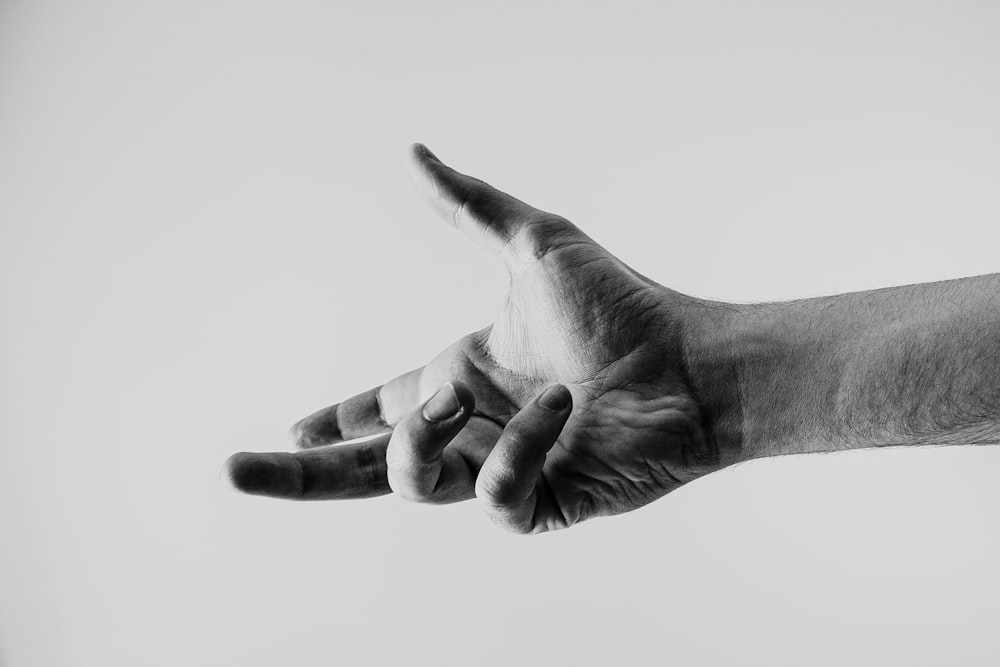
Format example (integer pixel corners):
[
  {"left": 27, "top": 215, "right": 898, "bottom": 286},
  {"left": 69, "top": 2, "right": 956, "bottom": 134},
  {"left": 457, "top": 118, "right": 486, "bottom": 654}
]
[
  {"left": 423, "top": 383, "right": 461, "bottom": 422},
  {"left": 538, "top": 384, "right": 571, "bottom": 411}
]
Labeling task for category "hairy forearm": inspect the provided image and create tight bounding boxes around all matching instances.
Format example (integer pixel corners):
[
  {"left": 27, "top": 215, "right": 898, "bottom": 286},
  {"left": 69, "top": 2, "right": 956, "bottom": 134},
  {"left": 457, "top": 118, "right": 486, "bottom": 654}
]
[{"left": 686, "top": 273, "right": 1000, "bottom": 464}]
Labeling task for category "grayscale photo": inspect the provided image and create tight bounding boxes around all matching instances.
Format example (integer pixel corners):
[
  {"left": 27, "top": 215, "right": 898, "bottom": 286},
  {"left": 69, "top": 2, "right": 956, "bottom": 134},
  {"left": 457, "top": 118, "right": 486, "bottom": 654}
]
[{"left": 1, "top": 1, "right": 998, "bottom": 665}]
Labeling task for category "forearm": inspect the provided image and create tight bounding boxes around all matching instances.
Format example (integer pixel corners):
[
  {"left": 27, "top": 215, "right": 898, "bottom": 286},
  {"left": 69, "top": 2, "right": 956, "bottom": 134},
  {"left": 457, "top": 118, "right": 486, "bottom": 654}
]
[{"left": 686, "top": 273, "right": 1000, "bottom": 463}]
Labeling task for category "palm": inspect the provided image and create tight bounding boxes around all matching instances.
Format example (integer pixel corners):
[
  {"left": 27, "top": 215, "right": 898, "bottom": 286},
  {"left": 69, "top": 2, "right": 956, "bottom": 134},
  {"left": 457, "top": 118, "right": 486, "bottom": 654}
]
[
  {"left": 420, "top": 232, "right": 709, "bottom": 528},
  {"left": 227, "top": 145, "right": 716, "bottom": 533}
]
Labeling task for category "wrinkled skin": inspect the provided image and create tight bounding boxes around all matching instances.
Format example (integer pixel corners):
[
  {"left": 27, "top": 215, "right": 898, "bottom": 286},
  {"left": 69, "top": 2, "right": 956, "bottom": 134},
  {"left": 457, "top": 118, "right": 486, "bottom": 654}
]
[{"left": 226, "top": 145, "right": 724, "bottom": 534}]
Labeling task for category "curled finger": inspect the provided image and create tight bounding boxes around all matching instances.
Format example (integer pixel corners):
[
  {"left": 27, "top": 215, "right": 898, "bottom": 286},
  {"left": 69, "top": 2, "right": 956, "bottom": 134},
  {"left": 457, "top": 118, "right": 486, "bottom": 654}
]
[
  {"left": 386, "top": 381, "right": 478, "bottom": 504},
  {"left": 475, "top": 384, "right": 573, "bottom": 534}
]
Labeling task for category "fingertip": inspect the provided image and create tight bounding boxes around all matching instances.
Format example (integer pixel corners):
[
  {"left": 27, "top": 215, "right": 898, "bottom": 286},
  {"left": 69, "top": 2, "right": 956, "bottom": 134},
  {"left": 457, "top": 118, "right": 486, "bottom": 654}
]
[
  {"left": 223, "top": 452, "right": 265, "bottom": 493},
  {"left": 406, "top": 143, "right": 436, "bottom": 175},
  {"left": 406, "top": 143, "right": 439, "bottom": 193},
  {"left": 223, "top": 452, "right": 301, "bottom": 498},
  {"left": 537, "top": 384, "right": 572, "bottom": 412},
  {"left": 418, "top": 380, "right": 476, "bottom": 424},
  {"left": 448, "top": 379, "right": 476, "bottom": 413},
  {"left": 407, "top": 142, "right": 425, "bottom": 163},
  {"left": 288, "top": 419, "right": 311, "bottom": 450},
  {"left": 408, "top": 142, "right": 439, "bottom": 161},
  {"left": 287, "top": 407, "right": 341, "bottom": 450},
  {"left": 421, "top": 382, "right": 461, "bottom": 422}
]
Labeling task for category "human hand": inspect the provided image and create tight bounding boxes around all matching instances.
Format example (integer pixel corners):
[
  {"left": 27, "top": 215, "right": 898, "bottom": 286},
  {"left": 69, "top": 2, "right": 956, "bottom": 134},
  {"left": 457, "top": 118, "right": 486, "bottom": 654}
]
[{"left": 225, "top": 145, "right": 728, "bottom": 533}]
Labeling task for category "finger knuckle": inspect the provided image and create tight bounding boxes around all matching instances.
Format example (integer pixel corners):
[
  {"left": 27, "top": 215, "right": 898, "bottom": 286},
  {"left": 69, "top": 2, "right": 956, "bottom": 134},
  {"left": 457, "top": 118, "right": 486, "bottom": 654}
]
[
  {"left": 481, "top": 504, "right": 533, "bottom": 535},
  {"left": 387, "top": 471, "right": 433, "bottom": 503},
  {"left": 385, "top": 453, "right": 431, "bottom": 504},
  {"left": 501, "top": 520, "right": 534, "bottom": 536},
  {"left": 475, "top": 466, "right": 520, "bottom": 506},
  {"left": 517, "top": 216, "right": 580, "bottom": 260}
]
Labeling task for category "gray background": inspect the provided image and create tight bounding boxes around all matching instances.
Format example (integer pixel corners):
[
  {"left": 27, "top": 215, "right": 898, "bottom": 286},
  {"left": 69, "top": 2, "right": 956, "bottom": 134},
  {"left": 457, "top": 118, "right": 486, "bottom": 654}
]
[{"left": 1, "top": 1, "right": 999, "bottom": 665}]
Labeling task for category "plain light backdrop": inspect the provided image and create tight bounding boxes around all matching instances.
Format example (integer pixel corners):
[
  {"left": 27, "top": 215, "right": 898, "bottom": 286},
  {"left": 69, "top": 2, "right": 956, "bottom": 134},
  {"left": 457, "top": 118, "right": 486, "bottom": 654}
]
[{"left": 2, "top": 1, "right": 999, "bottom": 665}]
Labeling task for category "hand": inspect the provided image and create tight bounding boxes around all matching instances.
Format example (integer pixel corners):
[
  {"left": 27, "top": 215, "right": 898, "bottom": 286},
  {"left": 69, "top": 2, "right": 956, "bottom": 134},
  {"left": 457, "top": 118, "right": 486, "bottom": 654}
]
[{"left": 225, "top": 144, "right": 726, "bottom": 533}]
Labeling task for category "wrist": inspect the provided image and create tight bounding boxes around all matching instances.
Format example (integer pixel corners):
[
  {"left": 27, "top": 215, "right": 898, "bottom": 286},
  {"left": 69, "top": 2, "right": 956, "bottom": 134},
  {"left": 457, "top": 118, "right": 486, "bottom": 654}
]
[
  {"left": 681, "top": 296, "right": 850, "bottom": 464},
  {"left": 679, "top": 297, "right": 755, "bottom": 466}
]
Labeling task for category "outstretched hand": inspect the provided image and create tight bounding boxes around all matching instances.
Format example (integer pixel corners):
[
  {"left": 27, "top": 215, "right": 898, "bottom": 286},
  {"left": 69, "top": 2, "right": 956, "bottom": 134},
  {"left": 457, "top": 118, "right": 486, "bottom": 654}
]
[{"left": 226, "top": 145, "right": 724, "bottom": 533}]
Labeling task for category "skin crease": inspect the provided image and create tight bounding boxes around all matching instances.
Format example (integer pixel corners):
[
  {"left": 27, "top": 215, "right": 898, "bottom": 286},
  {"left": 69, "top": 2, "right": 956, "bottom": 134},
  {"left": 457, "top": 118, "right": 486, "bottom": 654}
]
[{"left": 226, "top": 144, "right": 729, "bottom": 533}]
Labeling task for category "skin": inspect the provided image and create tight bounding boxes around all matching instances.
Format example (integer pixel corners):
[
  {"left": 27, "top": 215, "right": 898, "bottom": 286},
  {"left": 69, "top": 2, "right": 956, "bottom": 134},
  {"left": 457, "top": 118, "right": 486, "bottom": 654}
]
[{"left": 226, "top": 144, "right": 1000, "bottom": 534}]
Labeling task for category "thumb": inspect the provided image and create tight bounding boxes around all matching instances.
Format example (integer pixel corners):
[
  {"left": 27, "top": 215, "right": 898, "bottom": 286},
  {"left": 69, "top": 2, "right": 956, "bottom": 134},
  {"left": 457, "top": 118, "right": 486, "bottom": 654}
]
[{"left": 406, "top": 143, "right": 585, "bottom": 266}]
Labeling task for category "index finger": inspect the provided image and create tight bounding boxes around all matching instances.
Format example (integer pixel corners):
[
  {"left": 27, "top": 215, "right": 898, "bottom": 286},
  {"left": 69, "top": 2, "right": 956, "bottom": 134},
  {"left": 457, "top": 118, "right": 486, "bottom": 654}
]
[{"left": 225, "top": 433, "right": 392, "bottom": 500}]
